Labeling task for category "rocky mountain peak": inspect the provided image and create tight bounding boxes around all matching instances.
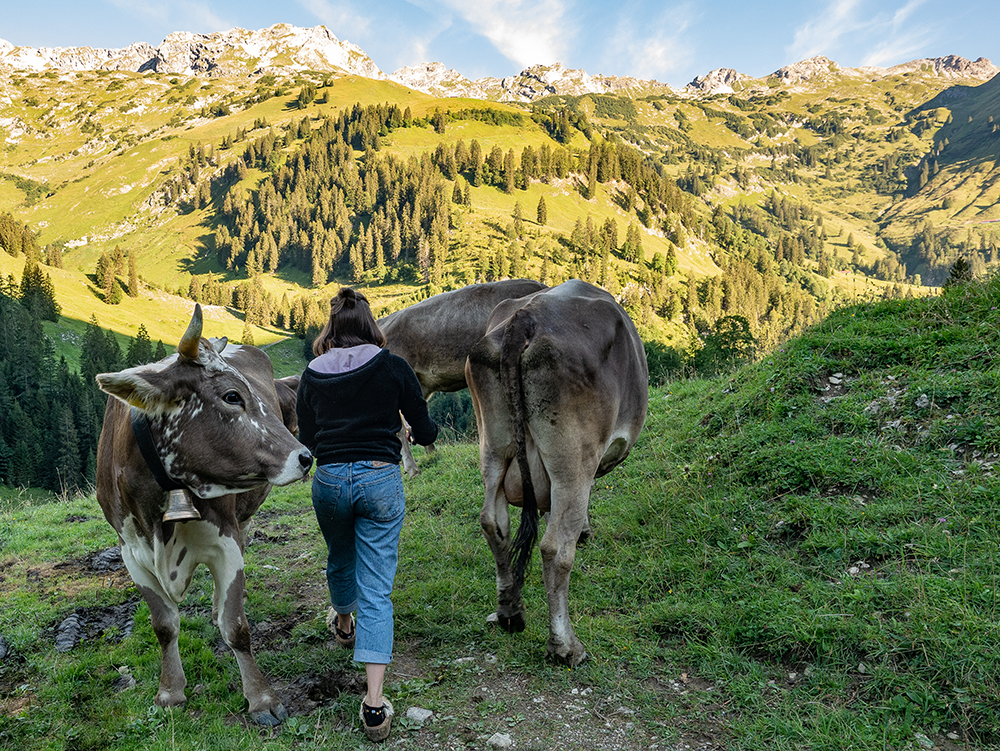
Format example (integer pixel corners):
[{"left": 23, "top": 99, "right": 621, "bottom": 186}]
[
  {"left": 880, "top": 54, "right": 998, "bottom": 80},
  {"left": 0, "top": 24, "right": 384, "bottom": 80},
  {"left": 772, "top": 56, "right": 840, "bottom": 83},
  {"left": 686, "top": 67, "right": 752, "bottom": 94},
  {"left": 390, "top": 62, "right": 488, "bottom": 98}
]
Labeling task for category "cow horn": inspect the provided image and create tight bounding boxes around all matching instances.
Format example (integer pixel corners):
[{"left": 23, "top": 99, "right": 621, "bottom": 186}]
[{"left": 178, "top": 304, "right": 203, "bottom": 360}]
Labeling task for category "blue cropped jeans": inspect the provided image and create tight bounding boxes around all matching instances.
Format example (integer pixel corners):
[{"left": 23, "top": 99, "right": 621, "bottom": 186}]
[{"left": 311, "top": 461, "right": 405, "bottom": 665}]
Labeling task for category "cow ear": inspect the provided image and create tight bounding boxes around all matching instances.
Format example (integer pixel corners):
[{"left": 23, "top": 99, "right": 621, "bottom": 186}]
[
  {"left": 96, "top": 368, "right": 174, "bottom": 414},
  {"left": 210, "top": 337, "right": 228, "bottom": 353},
  {"left": 273, "top": 376, "right": 300, "bottom": 434}
]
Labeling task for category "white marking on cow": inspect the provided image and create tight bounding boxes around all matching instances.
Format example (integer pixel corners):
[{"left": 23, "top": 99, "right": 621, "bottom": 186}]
[
  {"left": 271, "top": 450, "right": 311, "bottom": 486},
  {"left": 120, "top": 514, "right": 242, "bottom": 604}
]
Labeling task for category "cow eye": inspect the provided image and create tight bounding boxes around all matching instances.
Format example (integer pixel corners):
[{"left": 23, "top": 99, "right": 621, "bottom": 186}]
[{"left": 222, "top": 390, "right": 245, "bottom": 407}]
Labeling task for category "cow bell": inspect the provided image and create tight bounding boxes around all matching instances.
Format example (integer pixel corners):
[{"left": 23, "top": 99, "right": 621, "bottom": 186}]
[{"left": 163, "top": 488, "right": 201, "bottom": 522}]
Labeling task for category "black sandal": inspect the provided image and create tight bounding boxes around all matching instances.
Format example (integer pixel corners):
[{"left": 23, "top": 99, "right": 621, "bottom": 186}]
[{"left": 335, "top": 615, "right": 356, "bottom": 648}]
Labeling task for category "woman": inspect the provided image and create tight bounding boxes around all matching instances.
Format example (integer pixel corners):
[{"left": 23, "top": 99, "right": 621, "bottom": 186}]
[{"left": 296, "top": 287, "right": 437, "bottom": 743}]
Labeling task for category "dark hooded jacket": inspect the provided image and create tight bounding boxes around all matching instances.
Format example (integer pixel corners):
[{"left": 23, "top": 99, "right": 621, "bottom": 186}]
[{"left": 296, "top": 346, "right": 437, "bottom": 466}]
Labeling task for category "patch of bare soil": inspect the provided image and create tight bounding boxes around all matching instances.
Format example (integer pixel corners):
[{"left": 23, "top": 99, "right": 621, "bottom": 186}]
[{"left": 260, "top": 633, "right": 729, "bottom": 751}]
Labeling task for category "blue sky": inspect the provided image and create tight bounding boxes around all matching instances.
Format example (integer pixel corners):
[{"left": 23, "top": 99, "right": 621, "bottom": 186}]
[{"left": 2, "top": 0, "right": 997, "bottom": 87}]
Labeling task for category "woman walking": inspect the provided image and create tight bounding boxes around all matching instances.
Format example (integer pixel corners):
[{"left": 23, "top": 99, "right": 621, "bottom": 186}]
[{"left": 296, "top": 287, "right": 437, "bottom": 742}]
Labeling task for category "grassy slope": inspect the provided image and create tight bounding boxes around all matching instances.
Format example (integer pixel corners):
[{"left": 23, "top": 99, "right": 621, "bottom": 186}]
[
  {"left": 2, "top": 72, "right": 716, "bottom": 352},
  {"left": 0, "top": 65, "right": 992, "bottom": 340},
  {"left": 2, "top": 272, "right": 999, "bottom": 749}
]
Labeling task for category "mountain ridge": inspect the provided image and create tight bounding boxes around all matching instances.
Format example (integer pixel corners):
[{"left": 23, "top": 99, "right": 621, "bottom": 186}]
[{"left": 0, "top": 25, "right": 995, "bottom": 102}]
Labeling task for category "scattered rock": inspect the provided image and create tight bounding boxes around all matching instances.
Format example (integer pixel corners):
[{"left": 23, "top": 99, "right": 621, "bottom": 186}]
[
  {"left": 56, "top": 614, "right": 85, "bottom": 652},
  {"left": 0, "top": 634, "right": 8, "bottom": 660},
  {"left": 916, "top": 394, "right": 931, "bottom": 409},
  {"left": 914, "top": 731, "right": 935, "bottom": 749},
  {"left": 406, "top": 706, "right": 433, "bottom": 723},
  {"left": 89, "top": 547, "right": 124, "bottom": 572},
  {"left": 112, "top": 666, "right": 136, "bottom": 692},
  {"left": 487, "top": 732, "right": 514, "bottom": 749},
  {"left": 52, "top": 601, "right": 138, "bottom": 652}
]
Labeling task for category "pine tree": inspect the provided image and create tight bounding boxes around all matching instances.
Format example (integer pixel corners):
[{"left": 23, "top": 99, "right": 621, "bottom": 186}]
[
  {"left": 19, "top": 258, "right": 61, "bottom": 321},
  {"left": 127, "top": 251, "right": 139, "bottom": 297},
  {"left": 54, "top": 406, "right": 82, "bottom": 493},
  {"left": 537, "top": 196, "right": 547, "bottom": 226},
  {"left": 241, "top": 321, "right": 255, "bottom": 346},
  {"left": 126, "top": 324, "right": 153, "bottom": 367}
]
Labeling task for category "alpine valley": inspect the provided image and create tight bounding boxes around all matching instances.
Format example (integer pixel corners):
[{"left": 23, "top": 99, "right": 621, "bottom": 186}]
[{"left": 0, "top": 23, "right": 998, "bottom": 490}]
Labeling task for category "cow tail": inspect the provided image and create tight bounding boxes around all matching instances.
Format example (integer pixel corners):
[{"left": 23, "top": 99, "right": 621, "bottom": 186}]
[{"left": 502, "top": 308, "right": 537, "bottom": 590}]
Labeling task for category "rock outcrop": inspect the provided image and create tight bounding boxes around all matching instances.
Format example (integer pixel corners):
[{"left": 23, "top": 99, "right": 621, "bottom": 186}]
[
  {"left": 0, "top": 41, "right": 157, "bottom": 72},
  {"left": 390, "top": 62, "right": 489, "bottom": 99},
  {"left": 392, "top": 61, "right": 674, "bottom": 102},
  {"left": 772, "top": 56, "right": 841, "bottom": 84},
  {"left": 0, "top": 24, "right": 384, "bottom": 79},
  {"left": 686, "top": 67, "right": 755, "bottom": 95},
  {"left": 879, "top": 55, "right": 998, "bottom": 80}
]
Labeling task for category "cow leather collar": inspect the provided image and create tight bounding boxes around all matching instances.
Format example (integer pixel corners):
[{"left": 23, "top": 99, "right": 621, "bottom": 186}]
[{"left": 130, "top": 407, "right": 186, "bottom": 492}]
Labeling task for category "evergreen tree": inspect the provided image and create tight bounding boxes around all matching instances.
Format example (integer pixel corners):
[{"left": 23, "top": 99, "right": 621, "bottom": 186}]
[
  {"left": 53, "top": 406, "right": 82, "bottom": 493},
  {"left": 944, "top": 257, "right": 973, "bottom": 287},
  {"left": 19, "top": 258, "right": 61, "bottom": 322},
  {"left": 126, "top": 324, "right": 153, "bottom": 367},
  {"left": 241, "top": 321, "right": 255, "bottom": 346},
  {"left": 127, "top": 251, "right": 139, "bottom": 297},
  {"left": 537, "top": 196, "right": 548, "bottom": 226}
]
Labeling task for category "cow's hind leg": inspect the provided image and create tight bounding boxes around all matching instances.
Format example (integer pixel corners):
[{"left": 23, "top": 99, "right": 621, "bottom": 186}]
[
  {"left": 210, "top": 552, "right": 287, "bottom": 726},
  {"left": 479, "top": 455, "right": 525, "bottom": 632},
  {"left": 539, "top": 476, "right": 592, "bottom": 667}
]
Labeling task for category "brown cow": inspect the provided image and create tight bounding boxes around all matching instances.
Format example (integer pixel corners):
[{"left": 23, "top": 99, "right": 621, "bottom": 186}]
[
  {"left": 466, "top": 279, "right": 648, "bottom": 666},
  {"left": 95, "top": 305, "right": 312, "bottom": 726},
  {"left": 378, "top": 279, "right": 546, "bottom": 475}
]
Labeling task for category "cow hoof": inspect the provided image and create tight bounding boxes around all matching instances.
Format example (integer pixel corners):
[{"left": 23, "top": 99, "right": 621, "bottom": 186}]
[
  {"left": 547, "top": 643, "right": 588, "bottom": 667},
  {"left": 495, "top": 611, "right": 526, "bottom": 633},
  {"left": 250, "top": 703, "right": 288, "bottom": 726},
  {"left": 154, "top": 689, "right": 186, "bottom": 708}
]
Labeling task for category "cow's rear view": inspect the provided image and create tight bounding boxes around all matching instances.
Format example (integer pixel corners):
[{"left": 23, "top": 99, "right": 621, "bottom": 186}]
[
  {"left": 466, "top": 279, "right": 648, "bottom": 666},
  {"left": 95, "top": 305, "right": 312, "bottom": 726}
]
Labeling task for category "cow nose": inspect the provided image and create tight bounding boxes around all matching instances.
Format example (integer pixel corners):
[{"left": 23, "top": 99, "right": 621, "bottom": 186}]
[{"left": 298, "top": 449, "right": 313, "bottom": 471}]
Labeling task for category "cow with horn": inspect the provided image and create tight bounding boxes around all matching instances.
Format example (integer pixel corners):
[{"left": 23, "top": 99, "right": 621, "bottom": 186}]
[{"left": 95, "top": 304, "right": 312, "bottom": 726}]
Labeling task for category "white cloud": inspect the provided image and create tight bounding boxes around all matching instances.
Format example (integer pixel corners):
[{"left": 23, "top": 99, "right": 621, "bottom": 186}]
[
  {"left": 295, "top": 0, "right": 373, "bottom": 41},
  {"left": 786, "top": 0, "right": 863, "bottom": 62},
  {"left": 106, "top": 0, "right": 232, "bottom": 35},
  {"left": 605, "top": 2, "right": 695, "bottom": 80},
  {"left": 891, "top": 0, "right": 930, "bottom": 27},
  {"left": 860, "top": 0, "right": 933, "bottom": 66},
  {"left": 787, "top": 0, "right": 938, "bottom": 67},
  {"left": 861, "top": 27, "right": 932, "bottom": 67},
  {"left": 434, "top": 0, "right": 571, "bottom": 68}
]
